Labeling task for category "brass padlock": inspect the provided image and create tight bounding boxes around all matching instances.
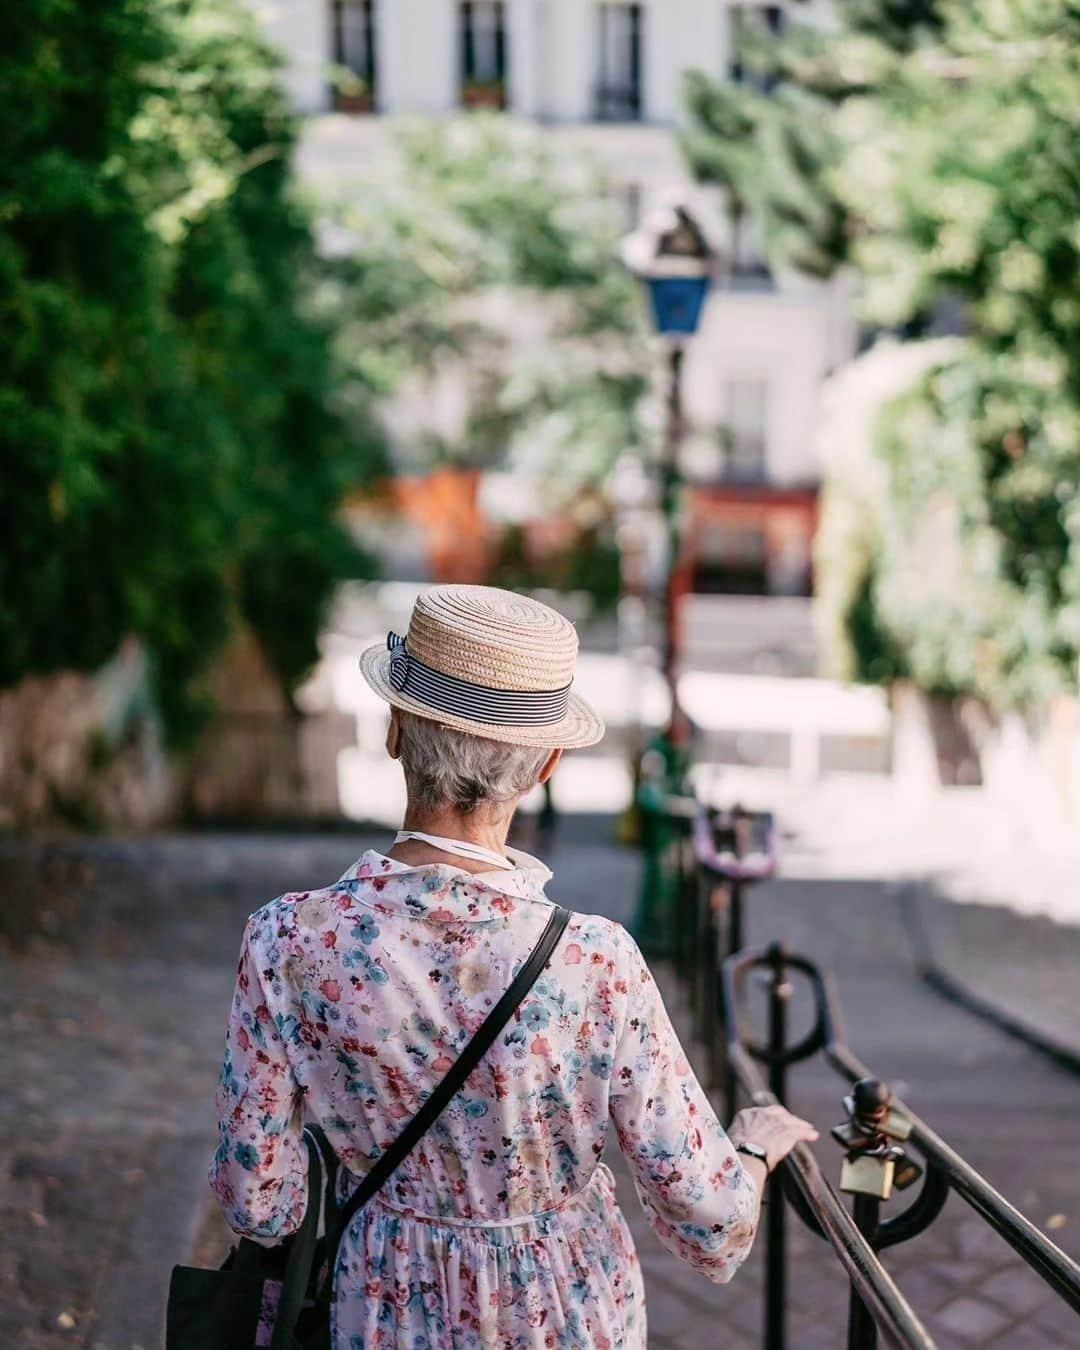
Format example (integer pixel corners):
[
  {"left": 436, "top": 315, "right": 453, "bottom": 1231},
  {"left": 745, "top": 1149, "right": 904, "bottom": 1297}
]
[{"left": 841, "top": 1150, "right": 895, "bottom": 1201}]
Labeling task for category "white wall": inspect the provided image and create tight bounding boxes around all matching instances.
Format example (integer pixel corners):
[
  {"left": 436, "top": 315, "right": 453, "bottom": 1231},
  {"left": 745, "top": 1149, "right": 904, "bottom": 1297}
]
[
  {"left": 507, "top": 0, "right": 543, "bottom": 116},
  {"left": 378, "top": 0, "right": 457, "bottom": 113},
  {"left": 644, "top": 0, "right": 726, "bottom": 124},
  {"left": 529, "top": 0, "right": 727, "bottom": 126},
  {"left": 684, "top": 285, "right": 849, "bottom": 486},
  {"left": 247, "top": 0, "right": 332, "bottom": 113},
  {"left": 537, "top": 0, "right": 593, "bottom": 121}
]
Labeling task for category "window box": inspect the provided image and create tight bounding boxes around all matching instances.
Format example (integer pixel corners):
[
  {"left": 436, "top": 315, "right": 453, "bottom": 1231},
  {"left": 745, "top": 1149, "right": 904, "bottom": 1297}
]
[
  {"left": 594, "top": 84, "right": 641, "bottom": 121},
  {"left": 461, "top": 79, "right": 507, "bottom": 110},
  {"left": 333, "top": 84, "right": 375, "bottom": 114}
]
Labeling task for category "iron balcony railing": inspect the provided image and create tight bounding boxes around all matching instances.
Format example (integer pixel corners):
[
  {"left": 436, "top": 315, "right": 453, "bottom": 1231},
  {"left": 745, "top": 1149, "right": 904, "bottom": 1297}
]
[{"left": 593, "top": 83, "right": 642, "bottom": 120}]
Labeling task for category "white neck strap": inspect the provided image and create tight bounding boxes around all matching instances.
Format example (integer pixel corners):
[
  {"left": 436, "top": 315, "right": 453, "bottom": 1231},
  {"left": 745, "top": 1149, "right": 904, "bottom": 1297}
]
[{"left": 393, "top": 830, "right": 516, "bottom": 871}]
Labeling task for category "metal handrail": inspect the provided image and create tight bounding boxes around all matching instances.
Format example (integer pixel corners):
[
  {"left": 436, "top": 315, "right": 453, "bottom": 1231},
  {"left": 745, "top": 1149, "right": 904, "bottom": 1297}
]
[
  {"left": 817, "top": 978, "right": 1080, "bottom": 1314},
  {"left": 647, "top": 796, "right": 1080, "bottom": 1344},
  {"left": 728, "top": 1037, "right": 937, "bottom": 1350},
  {"left": 721, "top": 942, "right": 1080, "bottom": 1346},
  {"left": 723, "top": 946, "right": 939, "bottom": 1349}
]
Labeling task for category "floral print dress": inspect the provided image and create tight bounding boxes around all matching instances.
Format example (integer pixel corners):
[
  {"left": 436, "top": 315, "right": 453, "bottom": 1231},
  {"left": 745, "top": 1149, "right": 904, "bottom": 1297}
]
[{"left": 210, "top": 848, "right": 760, "bottom": 1348}]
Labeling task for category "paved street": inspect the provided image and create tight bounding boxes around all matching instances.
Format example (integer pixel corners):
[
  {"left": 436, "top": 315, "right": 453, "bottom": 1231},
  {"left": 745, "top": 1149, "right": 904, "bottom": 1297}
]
[
  {"left": 2, "top": 822, "right": 1079, "bottom": 1348},
  {"left": 640, "top": 874, "right": 1080, "bottom": 1348}
]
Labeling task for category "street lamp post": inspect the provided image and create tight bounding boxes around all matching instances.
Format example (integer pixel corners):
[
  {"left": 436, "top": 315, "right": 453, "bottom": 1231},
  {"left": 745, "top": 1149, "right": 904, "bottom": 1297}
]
[
  {"left": 660, "top": 340, "right": 688, "bottom": 746},
  {"left": 622, "top": 203, "right": 717, "bottom": 952},
  {"left": 623, "top": 205, "right": 715, "bottom": 748}
]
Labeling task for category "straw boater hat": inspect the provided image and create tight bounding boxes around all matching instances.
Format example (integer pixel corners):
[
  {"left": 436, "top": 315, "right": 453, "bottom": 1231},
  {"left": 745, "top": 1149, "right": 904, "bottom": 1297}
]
[{"left": 359, "top": 585, "right": 605, "bottom": 750}]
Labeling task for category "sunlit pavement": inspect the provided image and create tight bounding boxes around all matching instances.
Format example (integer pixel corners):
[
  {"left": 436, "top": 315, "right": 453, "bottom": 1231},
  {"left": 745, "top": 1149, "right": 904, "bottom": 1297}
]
[
  {"left": 3, "top": 824, "right": 1079, "bottom": 1346},
  {"left": 642, "top": 878, "right": 1080, "bottom": 1348}
]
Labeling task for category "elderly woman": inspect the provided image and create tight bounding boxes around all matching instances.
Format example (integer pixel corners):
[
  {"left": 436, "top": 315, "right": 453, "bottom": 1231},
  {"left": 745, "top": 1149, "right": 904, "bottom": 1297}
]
[{"left": 210, "top": 585, "right": 815, "bottom": 1348}]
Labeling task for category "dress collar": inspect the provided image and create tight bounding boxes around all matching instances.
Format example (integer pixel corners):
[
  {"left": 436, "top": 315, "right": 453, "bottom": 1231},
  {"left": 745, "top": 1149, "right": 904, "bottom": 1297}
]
[{"left": 333, "top": 847, "right": 553, "bottom": 922}]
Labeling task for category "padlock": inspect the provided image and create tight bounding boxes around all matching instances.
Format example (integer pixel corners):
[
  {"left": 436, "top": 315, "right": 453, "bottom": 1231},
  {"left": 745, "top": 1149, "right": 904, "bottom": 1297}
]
[
  {"left": 840, "top": 1150, "right": 895, "bottom": 1201},
  {"left": 831, "top": 1120, "right": 876, "bottom": 1151},
  {"left": 892, "top": 1153, "right": 923, "bottom": 1190},
  {"left": 846, "top": 1080, "right": 890, "bottom": 1120},
  {"left": 883, "top": 1108, "right": 912, "bottom": 1141},
  {"left": 845, "top": 1096, "right": 912, "bottom": 1141}
]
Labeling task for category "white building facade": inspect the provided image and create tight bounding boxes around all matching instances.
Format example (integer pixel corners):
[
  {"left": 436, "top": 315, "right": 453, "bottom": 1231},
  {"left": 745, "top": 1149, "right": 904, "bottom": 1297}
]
[{"left": 250, "top": 0, "right": 855, "bottom": 594}]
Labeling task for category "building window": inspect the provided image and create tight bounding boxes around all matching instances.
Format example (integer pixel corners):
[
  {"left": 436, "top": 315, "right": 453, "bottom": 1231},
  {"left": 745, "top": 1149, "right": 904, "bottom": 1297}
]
[
  {"left": 692, "top": 522, "right": 769, "bottom": 595},
  {"left": 724, "top": 378, "right": 769, "bottom": 481},
  {"left": 460, "top": 2, "right": 507, "bottom": 109},
  {"left": 331, "top": 0, "right": 377, "bottom": 111},
  {"left": 595, "top": 4, "right": 642, "bottom": 121},
  {"left": 729, "top": 4, "right": 784, "bottom": 90},
  {"left": 729, "top": 212, "right": 773, "bottom": 287}
]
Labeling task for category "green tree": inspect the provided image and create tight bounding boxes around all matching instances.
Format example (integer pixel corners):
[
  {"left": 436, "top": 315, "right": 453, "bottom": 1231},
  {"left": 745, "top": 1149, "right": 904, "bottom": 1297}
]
[
  {"left": 0, "top": 0, "right": 383, "bottom": 740},
  {"left": 327, "top": 118, "right": 651, "bottom": 507},
  {"left": 682, "top": 2, "right": 942, "bottom": 281},
  {"left": 683, "top": 0, "right": 1080, "bottom": 710}
]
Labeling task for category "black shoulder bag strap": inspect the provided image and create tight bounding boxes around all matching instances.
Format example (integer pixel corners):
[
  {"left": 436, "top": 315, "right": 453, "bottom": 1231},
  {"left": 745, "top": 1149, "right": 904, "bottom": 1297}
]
[
  {"left": 269, "top": 1131, "right": 324, "bottom": 1342},
  {"left": 319, "top": 903, "right": 570, "bottom": 1291}
]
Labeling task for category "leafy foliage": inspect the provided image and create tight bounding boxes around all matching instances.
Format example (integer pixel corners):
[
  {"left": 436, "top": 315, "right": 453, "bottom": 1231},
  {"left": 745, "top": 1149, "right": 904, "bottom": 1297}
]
[
  {"left": 327, "top": 118, "right": 651, "bottom": 507},
  {"left": 681, "top": 1, "right": 944, "bottom": 280},
  {"left": 684, "top": 0, "right": 1080, "bottom": 709},
  {"left": 492, "top": 522, "right": 623, "bottom": 615},
  {"left": 0, "top": 0, "right": 383, "bottom": 739}
]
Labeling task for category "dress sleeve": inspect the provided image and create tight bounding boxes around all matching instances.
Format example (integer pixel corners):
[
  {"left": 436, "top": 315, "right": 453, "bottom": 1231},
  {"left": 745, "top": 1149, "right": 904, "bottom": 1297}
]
[
  {"left": 608, "top": 926, "right": 761, "bottom": 1283},
  {"left": 209, "top": 916, "right": 307, "bottom": 1244}
]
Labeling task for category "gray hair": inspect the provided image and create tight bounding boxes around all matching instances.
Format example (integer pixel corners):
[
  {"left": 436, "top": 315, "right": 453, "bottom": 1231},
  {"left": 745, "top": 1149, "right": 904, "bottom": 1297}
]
[{"left": 396, "top": 711, "right": 550, "bottom": 814}]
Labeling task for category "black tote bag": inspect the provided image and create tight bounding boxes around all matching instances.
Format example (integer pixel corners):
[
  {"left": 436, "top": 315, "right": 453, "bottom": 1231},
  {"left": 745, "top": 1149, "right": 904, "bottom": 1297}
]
[
  {"left": 167, "top": 903, "right": 570, "bottom": 1350},
  {"left": 167, "top": 1122, "right": 337, "bottom": 1350}
]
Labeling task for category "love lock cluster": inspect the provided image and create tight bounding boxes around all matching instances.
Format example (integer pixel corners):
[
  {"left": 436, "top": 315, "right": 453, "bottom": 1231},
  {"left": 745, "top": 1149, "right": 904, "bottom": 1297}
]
[{"left": 831, "top": 1077, "right": 922, "bottom": 1202}]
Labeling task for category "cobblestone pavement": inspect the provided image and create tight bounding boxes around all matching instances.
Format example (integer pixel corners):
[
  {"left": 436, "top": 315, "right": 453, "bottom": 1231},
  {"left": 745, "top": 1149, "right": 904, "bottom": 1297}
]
[{"left": 2, "top": 822, "right": 1079, "bottom": 1348}]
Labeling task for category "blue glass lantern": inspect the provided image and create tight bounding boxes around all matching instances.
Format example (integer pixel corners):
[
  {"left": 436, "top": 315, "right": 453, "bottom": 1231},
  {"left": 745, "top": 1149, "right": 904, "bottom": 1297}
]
[
  {"left": 646, "top": 274, "right": 710, "bottom": 336},
  {"left": 622, "top": 204, "right": 715, "bottom": 339}
]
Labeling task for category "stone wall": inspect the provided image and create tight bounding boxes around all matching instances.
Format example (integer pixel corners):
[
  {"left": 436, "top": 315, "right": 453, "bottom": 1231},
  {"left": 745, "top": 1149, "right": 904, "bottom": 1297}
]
[
  {"left": 0, "top": 639, "right": 176, "bottom": 832},
  {"left": 184, "top": 629, "right": 353, "bottom": 822},
  {"left": 0, "top": 629, "right": 352, "bottom": 832}
]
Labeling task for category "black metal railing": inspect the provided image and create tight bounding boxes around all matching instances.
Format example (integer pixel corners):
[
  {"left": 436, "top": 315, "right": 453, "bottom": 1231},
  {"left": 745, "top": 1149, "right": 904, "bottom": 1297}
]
[
  {"left": 723, "top": 956, "right": 936, "bottom": 1348},
  {"left": 593, "top": 82, "right": 642, "bottom": 120},
  {"left": 652, "top": 796, "right": 1080, "bottom": 1348},
  {"left": 815, "top": 966, "right": 1080, "bottom": 1316},
  {"left": 722, "top": 942, "right": 1080, "bottom": 1347}
]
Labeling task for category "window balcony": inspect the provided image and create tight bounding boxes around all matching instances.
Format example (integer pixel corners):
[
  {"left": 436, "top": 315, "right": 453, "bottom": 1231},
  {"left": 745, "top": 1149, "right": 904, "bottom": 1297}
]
[
  {"left": 725, "top": 261, "right": 776, "bottom": 293},
  {"left": 593, "top": 84, "right": 642, "bottom": 122}
]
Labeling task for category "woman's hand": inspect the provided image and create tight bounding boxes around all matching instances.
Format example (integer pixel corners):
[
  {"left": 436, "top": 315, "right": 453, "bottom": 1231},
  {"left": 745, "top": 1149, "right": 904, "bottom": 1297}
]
[{"left": 729, "top": 1104, "right": 819, "bottom": 1172}]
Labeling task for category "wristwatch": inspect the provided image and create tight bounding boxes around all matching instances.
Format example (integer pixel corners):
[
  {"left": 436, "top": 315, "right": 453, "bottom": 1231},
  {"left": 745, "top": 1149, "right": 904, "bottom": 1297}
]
[{"left": 735, "top": 1141, "right": 769, "bottom": 1168}]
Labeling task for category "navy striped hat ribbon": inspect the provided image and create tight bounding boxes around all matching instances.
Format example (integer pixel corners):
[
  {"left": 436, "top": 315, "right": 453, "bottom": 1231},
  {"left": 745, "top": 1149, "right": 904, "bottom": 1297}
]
[{"left": 385, "top": 632, "right": 571, "bottom": 727}]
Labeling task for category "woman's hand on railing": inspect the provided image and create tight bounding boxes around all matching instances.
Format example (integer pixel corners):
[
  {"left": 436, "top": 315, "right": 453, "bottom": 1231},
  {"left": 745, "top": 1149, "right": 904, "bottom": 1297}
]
[{"left": 730, "top": 1105, "right": 820, "bottom": 1172}]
